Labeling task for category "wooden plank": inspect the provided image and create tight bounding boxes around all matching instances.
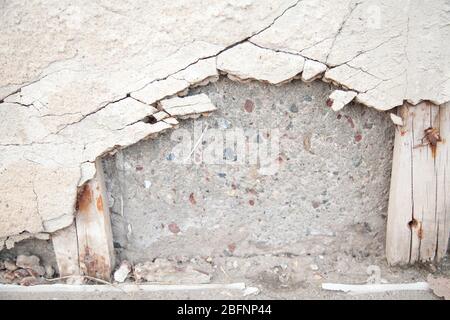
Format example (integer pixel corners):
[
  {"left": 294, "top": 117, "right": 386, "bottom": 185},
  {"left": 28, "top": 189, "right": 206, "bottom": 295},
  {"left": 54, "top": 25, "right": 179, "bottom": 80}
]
[
  {"left": 75, "top": 159, "right": 115, "bottom": 280},
  {"left": 410, "top": 102, "right": 439, "bottom": 261},
  {"left": 51, "top": 223, "right": 80, "bottom": 277},
  {"left": 436, "top": 103, "right": 450, "bottom": 260},
  {"left": 386, "top": 104, "right": 414, "bottom": 264},
  {"left": 386, "top": 101, "right": 450, "bottom": 265}
]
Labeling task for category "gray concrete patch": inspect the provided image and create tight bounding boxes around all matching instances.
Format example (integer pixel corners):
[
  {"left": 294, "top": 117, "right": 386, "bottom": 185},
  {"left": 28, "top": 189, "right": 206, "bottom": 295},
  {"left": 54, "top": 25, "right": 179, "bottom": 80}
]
[{"left": 104, "top": 77, "right": 395, "bottom": 263}]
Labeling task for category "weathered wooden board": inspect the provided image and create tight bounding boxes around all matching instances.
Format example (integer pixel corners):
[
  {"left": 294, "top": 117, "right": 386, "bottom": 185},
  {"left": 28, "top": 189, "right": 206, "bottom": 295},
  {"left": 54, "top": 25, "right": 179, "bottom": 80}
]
[
  {"left": 51, "top": 223, "right": 80, "bottom": 277},
  {"left": 75, "top": 160, "right": 115, "bottom": 280},
  {"left": 52, "top": 160, "right": 114, "bottom": 281},
  {"left": 386, "top": 102, "right": 450, "bottom": 265}
]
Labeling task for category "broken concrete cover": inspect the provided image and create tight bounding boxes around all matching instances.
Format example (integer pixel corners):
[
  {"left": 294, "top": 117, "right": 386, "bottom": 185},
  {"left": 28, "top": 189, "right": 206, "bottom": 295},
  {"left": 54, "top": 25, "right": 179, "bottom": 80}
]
[{"left": 0, "top": 0, "right": 449, "bottom": 242}]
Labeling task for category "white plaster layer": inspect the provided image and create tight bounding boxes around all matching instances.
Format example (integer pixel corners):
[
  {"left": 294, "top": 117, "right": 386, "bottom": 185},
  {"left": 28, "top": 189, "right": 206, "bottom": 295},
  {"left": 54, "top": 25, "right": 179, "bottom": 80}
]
[
  {"left": 217, "top": 42, "right": 305, "bottom": 84},
  {"left": 328, "top": 90, "right": 358, "bottom": 111},
  {"left": 301, "top": 60, "right": 327, "bottom": 82}
]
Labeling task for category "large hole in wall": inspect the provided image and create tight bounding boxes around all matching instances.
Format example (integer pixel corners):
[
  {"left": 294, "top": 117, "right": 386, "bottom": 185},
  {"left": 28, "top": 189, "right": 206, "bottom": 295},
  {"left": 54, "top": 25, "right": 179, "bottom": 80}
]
[{"left": 102, "top": 77, "right": 395, "bottom": 269}]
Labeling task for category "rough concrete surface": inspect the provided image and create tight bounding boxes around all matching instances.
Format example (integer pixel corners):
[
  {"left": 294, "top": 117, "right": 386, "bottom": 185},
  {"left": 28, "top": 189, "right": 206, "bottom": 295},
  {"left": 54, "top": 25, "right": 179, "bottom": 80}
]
[
  {"left": 96, "top": 78, "right": 447, "bottom": 299},
  {"left": 104, "top": 78, "right": 394, "bottom": 262}
]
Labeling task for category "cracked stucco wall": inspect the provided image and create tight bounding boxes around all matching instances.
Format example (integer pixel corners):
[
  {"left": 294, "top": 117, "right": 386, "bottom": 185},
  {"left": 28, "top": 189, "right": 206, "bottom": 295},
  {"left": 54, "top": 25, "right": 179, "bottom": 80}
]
[{"left": 0, "top": 0, "right": 449, "bottom": 245}]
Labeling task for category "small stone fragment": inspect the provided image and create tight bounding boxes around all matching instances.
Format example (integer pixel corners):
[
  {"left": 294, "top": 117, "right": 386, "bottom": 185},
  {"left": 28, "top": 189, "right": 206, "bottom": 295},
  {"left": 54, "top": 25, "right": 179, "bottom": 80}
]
[
  {"left": 244, "top": 99, "right": 255, "bottom": 113},
  {"left": 166, "top": 153, "right": 175, "bottom": 161},
  {"left": 310, "top": 264, "right": 319, "bottom": 271},
  {"left": 66, "top": 275, "right": 85, "bottom": 285},
  {"left": 216, "top": 118, "right": 232, "bottom": 129},
  {"left": 301, "top": 60, "right": 327, "bottom": 82},
  {"left": 3, "top": 271, "right": 16, "bottom": 282},
  {"left": 44, "top": 265, "right": 55, "bottom": 278},
  {"left": 289, "top": 104, "right": 298, "bottom": 113},
  {"left": 144, "top": 180, "right": 152, "bottom": 189},
  {"left": 243, "top": 286, "right": 260, "bottom": 296},
  {"left": 327, "top": 90, "right": 357, "bottom": 111},
  {"left": 16, "top": 254, "right": 45, "bottom": 275},
  {"left": 14, "top": 268, "right": 31, "bottom": 278},
  {"left": 16, "top": 255, "right": 40, "bottom": 269},
  {"left": 168, "top": 222, "right": 180, "bottom": 234},
  {"left": 4, "top": 259, "right": 18, "bottom": 271},
  {"left": 427, "top": 275, "right": 450, "bottom": 300},
  {"left": 19, "top": 276, "right": 39, "bottom": 286},
  {"left": 28, "top": 265, "right": 46, "bottom": 277},
  {"left": 390, "top": 113, "right": 404, "bottom": 126},
  {"left": 0, "top": 270, "right": 13, "bottom": 284},
  {"left": 114, "top": 260, "right": 132, "bottom": 283}
]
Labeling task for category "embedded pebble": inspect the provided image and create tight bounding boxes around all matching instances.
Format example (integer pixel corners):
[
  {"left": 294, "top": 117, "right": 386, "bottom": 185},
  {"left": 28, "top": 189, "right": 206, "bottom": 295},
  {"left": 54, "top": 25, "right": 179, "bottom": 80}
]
[
  {"left": 4, "top": 260, "right": 18, "bottom": 271},
  {"left": 45, "top": 265, "right": 55, "bottom": 278},
  {"left": 16, "top": 255, "right": 40, "bottom": 270},
  {"left": 216, "top": 118, "right": 232, "bottom": 129},
  {"left": 114, "top": 260, "right": 132, "bottom": 283}
]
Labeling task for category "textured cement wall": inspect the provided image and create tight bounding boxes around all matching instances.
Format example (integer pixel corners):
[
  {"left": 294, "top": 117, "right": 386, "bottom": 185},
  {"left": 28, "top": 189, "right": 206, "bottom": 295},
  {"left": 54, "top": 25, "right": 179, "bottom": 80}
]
[{"left": 103, "top": 78, "right": 395, "bottom": 263}]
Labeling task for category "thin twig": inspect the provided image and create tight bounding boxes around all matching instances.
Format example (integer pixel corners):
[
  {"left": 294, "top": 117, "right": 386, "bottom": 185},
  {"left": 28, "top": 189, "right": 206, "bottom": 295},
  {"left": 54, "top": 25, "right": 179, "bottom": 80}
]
[{"left": 44, "top": 275, "right": 126, "bottom": 293}]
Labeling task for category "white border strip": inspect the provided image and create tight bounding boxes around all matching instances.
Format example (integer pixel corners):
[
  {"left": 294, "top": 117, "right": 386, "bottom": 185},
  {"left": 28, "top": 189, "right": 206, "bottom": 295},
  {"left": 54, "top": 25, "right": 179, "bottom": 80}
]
[
  {"left": 322, "top": 282, "right": 430, "bottom": 294},
  {"left": 0, "top": 282, "right": 250, "bottom": 293}
]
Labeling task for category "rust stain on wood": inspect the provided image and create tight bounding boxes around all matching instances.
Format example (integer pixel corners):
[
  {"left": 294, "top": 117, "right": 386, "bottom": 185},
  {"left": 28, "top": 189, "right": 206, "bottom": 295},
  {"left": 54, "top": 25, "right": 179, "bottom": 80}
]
[
  {"left": 77, "top": 184, "right": 92, "bottom": 213},
  {"left": 418, "top": 223, "right": 424, "bottom": 239},
  {"left": 96, "top": 195, "right": 104, "bottom": 213},
  {"left": 79, "top": 245, "right": 108, "bottom": 279}
]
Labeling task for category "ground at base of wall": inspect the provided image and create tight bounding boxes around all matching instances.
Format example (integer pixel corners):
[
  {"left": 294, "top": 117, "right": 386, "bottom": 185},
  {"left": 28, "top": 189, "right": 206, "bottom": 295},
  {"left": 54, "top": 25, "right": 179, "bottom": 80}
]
[{"left": 1, "top": 241, "right": 449, "bottom": 300}]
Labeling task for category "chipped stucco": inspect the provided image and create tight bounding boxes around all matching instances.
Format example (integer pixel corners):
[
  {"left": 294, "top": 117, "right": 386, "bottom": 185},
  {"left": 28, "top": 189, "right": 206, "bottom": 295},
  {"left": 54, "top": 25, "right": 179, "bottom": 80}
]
[{"left": 0, "top": 0, "right": 449, "bottom": 241}]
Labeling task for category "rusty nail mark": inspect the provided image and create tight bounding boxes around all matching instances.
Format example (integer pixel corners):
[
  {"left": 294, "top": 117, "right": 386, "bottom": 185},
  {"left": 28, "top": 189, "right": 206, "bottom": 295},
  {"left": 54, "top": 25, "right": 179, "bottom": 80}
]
[{"left": 408, "top": 218, "right": 419, "bottom": 229}]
